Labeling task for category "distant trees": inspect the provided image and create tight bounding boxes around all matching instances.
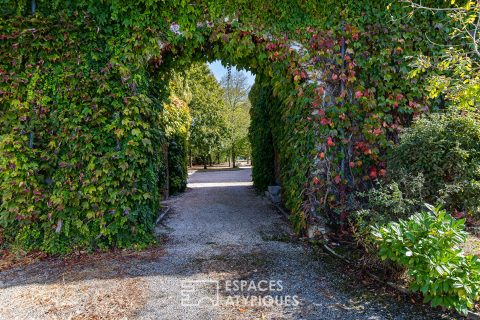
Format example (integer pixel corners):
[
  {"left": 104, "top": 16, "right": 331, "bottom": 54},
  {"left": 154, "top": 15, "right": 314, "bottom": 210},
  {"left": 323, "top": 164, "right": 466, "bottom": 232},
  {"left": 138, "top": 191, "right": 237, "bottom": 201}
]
[
  {"left": 166, "top": 63, "right": 251, "bottom": 169},
  {"left": 184, "top": 64, "right": 229, "bottom": 169},
  {"left": 221, "top": 69, "right": 251, "bottom": 167},
  {"left": 170, "top": 63, "right": 228, "bottom": 168}
]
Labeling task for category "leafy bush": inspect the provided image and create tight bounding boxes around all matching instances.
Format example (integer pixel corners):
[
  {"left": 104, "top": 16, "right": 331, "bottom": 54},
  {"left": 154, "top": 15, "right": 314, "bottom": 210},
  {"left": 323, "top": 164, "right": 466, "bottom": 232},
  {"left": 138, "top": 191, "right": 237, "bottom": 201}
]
[
  {"left": 351, "top": 172, "right": 427, "bottom": 255},
  {"left": 353, "top": 173, "right": 426, "bottom": 228},
  {"left": 372, "top": 205, "right": 480, "bottom": 314},
  {"left": 349, "top": 174, "right": 425, "bottom": 276},
  {"left": 389, "top": 113, "right": 480, "bottom": 217}
]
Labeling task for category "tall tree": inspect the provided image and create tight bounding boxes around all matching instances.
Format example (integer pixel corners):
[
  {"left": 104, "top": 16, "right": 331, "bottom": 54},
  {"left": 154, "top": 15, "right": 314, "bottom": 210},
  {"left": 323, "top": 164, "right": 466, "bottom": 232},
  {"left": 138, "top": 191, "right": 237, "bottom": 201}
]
[
  {"left": 221, "top": 69, "right": 251, "bottom": 167},
  {"left": 185, "top": 64, "right": 229, "bottom": 169}
]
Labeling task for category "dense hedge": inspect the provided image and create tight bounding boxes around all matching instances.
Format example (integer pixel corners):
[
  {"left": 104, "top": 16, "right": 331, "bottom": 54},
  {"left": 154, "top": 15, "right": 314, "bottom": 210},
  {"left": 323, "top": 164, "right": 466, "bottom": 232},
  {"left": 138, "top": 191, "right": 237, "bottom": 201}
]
[
  {"left": 248, "top": 75, "right": 316, "bottom": 231},
  {"left": 249, "top": 80, "right": 275, "bottom": 191},
  {"left": 354, "top": 112, "right": 480, "bottom": 231},
  {"left": 352, "top": 112, "right": 480, "bottom": 241},
  {"left": 350, "top": 112, "right": 480, "bottom": 313},
  {"left": 0, "top": 16, "right": 165, "bottom": 253},
  {"left": 167, "top": 134, "right": 188, "bottom": 194}
]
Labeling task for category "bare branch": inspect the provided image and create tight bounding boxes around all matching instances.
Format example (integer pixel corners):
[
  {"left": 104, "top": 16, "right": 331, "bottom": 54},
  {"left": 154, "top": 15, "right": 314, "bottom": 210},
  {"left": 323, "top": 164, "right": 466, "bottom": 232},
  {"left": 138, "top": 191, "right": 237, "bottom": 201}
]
[{"left": 401, "top": 0, "right": 467, "bottom": 12}]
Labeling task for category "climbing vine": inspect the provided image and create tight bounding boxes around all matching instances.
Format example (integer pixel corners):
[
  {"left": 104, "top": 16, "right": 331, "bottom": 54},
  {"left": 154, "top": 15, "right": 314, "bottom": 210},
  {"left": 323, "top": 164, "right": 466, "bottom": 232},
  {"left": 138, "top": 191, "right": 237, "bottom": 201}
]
[
  {"left": 0, "top": 15, "right": 166, "bottom": 253},
  {"left": 248, "top": 80, "right": 275, "bottom": 192},
  {"left": 0, "top": 0, "right": 463, "bottom": 252}
]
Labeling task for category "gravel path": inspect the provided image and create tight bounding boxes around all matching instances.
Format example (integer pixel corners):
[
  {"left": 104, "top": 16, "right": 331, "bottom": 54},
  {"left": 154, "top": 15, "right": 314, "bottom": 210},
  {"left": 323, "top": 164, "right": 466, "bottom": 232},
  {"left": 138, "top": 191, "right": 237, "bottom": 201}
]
[{"left": 0, "top": 167, "right": 452, "bottom": 319}]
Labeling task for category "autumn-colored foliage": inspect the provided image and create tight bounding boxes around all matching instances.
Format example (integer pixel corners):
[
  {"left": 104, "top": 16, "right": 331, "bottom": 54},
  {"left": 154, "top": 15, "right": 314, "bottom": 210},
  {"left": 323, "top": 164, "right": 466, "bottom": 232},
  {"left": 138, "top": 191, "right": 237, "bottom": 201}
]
[{"left": 0, "top": 1, "right": 464, "bottom": 252}]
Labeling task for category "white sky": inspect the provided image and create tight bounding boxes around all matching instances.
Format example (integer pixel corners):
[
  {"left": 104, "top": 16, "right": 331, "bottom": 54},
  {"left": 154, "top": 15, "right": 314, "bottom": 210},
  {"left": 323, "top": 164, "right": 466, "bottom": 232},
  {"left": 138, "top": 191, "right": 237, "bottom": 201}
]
[{"left": 208, "top": 60, "right": 255, "bottom": 88}]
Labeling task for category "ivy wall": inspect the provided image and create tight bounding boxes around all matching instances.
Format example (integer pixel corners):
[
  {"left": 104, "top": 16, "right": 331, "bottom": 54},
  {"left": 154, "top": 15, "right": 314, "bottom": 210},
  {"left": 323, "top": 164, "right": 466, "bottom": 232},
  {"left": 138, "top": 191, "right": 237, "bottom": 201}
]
[{"left": 0, "top": 0, "right": 459, "bottom": 252}]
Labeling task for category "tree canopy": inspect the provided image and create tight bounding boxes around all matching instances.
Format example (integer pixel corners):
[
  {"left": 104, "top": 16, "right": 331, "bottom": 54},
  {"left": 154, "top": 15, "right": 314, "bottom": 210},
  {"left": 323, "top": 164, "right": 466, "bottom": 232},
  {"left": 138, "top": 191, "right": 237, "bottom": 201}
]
[
  {"left": 184, "top": 63, "right": 229, "bottom": 168},
  {"left": 221, "top": 69, "right": 251, "bottom": 167}
]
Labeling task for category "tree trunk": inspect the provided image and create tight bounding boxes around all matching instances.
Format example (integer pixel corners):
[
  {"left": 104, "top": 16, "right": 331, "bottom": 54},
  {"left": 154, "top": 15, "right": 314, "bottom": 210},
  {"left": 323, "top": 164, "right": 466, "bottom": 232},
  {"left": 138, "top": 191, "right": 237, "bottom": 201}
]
[
  {"left": 203, "top": 156, "right": 207, "bottom": 170},
  {"left": 232, "top": 145, "right": 236, "bottom": 168}
]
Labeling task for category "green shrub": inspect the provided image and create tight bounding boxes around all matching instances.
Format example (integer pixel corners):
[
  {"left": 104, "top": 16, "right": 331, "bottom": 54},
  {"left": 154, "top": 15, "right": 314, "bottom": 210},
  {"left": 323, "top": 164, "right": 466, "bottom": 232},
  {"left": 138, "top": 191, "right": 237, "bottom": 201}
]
[
  {"left": 350, "top": 175, "right": 424, "bottom": 278},
  {"left": 389, "top": 113, "right": 480, "bottom": 217},
  {"left": 372, "top": 205, "right": 480, "bottom": 314},
  {"left": 353, "top": 173, "right": 426, "bottom": 228}
]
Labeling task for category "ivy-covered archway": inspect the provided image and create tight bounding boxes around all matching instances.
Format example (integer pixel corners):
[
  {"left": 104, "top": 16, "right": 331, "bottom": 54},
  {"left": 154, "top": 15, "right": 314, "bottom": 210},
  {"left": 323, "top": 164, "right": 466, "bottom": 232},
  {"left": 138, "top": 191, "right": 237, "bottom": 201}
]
[{"left": 0, "top": 1, "right": 448, "bottom": 253}]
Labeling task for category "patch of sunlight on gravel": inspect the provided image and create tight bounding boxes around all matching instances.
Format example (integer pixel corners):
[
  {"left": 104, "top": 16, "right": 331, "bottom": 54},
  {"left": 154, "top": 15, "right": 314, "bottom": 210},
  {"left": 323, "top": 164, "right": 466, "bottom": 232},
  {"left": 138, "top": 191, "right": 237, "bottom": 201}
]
[{"left": 188, "top": 181, "right": 253, "bottom": 188}]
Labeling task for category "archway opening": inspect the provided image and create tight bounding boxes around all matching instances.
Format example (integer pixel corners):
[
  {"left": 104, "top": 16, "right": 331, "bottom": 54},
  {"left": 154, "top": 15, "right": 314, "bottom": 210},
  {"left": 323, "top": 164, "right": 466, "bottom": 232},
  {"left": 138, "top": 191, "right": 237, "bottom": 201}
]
[
  {"left": 160, "top": 59, "right": 258, "bottom": 195},
  {"left": 149, "top": 22, "right": 297, "bottom": 201}
]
